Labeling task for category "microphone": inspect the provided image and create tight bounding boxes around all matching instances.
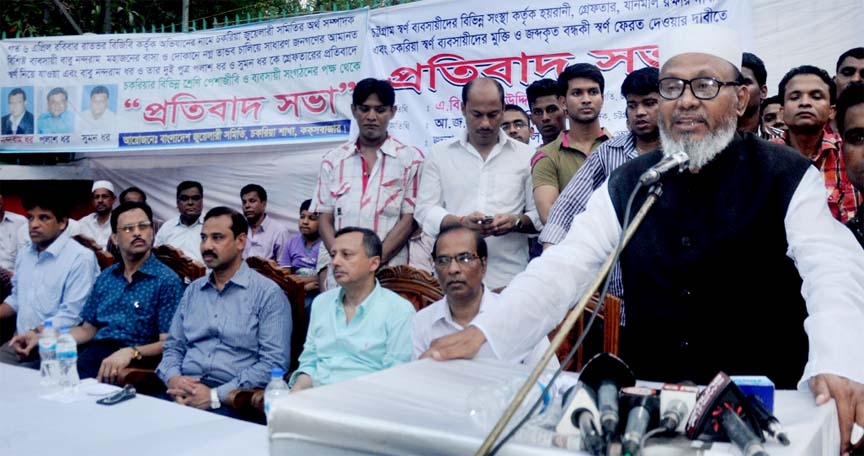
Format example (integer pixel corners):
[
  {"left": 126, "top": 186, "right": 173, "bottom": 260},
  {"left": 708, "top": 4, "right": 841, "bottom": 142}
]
[
  {"left": 578, "top": 353, "right": 636, "bottom": 439},
  {"left": 686, "top": 372, "right": 767, "bottom": 456},
  {"left": 556, "top": 384, "right": 605, "bottom": 456},
  {"left": 620, "top": 386, "right": 659, "bottom": 456},
  {"left": 658, "top": 383, "right": 699, "bottom": 434},
  {"left": 638, "top": 151, "right": 690, "bottom": 186},
  {"left": 747, "top": 394, "right": 790, "bottom": 446}
]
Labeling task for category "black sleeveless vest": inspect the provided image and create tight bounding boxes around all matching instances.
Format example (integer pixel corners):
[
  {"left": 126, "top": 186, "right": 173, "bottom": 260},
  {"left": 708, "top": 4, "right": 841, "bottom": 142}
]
[{"left": 607, "top": 132, "right": 812, "bottom": 388}]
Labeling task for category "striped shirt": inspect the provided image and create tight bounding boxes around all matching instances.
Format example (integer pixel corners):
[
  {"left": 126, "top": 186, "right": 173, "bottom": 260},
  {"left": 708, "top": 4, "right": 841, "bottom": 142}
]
[
  {"left": 540, "top": 133, "right": 640, "bottom": 303},
  {"left": 541, "top": 133, "right": 639, "bottom": 245}
]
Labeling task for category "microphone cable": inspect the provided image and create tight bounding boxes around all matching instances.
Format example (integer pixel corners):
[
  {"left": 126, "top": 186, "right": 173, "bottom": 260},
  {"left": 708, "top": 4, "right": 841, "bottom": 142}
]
[{"left": 488, "top": 181, "right": 648, "bottom": 456}]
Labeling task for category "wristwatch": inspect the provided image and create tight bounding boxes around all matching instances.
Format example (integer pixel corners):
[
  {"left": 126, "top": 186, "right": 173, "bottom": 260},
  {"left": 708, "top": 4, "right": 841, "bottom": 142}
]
[
  {"left": 210, "top": 388, "right": 221, "bottom": 409},
  {"left": 130, "top": 347, "right": 143, "bottom": 361},
  {"left": 514, "top": 216, "right": 524, "bottom": 231}
]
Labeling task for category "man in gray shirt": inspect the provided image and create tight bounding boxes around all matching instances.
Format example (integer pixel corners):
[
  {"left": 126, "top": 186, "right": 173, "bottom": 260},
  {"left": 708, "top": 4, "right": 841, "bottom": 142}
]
[{"left": 156, "top": 206, "right": 291, "bottom": 419}]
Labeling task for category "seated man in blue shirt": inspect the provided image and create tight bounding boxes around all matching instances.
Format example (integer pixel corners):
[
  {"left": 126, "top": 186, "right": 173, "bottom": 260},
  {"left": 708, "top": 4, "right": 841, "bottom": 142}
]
[
  {"left": 69, "top": 201, "right": 184, "bottom": 383},
  {"left": 289, "top": 227, "right": 415, "bottom": 392},
  {"left": 0, "top": 191, "right": 99, "bottom": 368},
  {"left": 156, "top": 207, "right": 291, "bottom": 418}
]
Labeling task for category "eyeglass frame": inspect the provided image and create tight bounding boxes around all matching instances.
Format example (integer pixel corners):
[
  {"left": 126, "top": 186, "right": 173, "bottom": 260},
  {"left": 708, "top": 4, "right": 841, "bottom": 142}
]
[
  {"left": 118, "top": 221, "right": 153, "bottom": 233},
  {"left": 658, "top": 77, "right": 742, "bottom": 101},
  {"left": 433, "top": 251, "right": 482, "bottom": 268}
]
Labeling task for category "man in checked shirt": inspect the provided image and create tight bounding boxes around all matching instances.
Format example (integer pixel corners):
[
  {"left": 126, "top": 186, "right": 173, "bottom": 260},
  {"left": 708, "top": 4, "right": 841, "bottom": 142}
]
[{"left": 311, "top": 78, "right": 425, "bottom": 292}]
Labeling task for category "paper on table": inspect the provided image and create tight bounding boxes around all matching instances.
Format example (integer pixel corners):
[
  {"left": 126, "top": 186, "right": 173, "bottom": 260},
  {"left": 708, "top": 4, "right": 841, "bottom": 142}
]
[{"left": 39, "top": 378, "right": 120, "bottom": 403}]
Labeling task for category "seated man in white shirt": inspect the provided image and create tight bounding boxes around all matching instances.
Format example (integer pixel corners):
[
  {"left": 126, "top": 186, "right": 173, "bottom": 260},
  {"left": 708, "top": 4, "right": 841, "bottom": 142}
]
[
  {"left": 77, "top": 180, "right": 116, "bottom": 249},
  {"left": 154, "top": 181, "right": 204, "bottom": 264},
  {"left": 412, "top": 225, "right": 558, "bottom": 370}
]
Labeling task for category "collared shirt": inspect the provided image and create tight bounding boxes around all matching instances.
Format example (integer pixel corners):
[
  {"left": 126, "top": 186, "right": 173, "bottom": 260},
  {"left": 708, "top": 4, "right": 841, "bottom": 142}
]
[
  {"left": 772, "top": 132, "right": 860, "bottom": 223},
  {"left": 311, "top": 135, "right": 425, "bottom": 265},
  {"left": 242, "top": 214, "right": 288, "bottom": 261},
  {"left": 531, "top": 129, "right": 611, "bottom": 191},
  {"left": 0, "top": 211, "right": 27, "bottom": 270},
  {"left": 541, "top": 133, "right": 640, "bottom": 246},
  {"left": 7, "top": 231, "right": 99, "bottom": 334},
  {"left": 153, "top": 215, "right": 204, "bottom": 264},
  {"left": 80, "top": 253, "right": 184, "bottom": 345},
  {"left": 36, "top": 111, "right": 75, "bottom": 134},
  {"left": 79, "top": 109, "right": 117, "bottom": 132},
  {"left": 156, "top": 262, "right": 292, "bottom": 401},
  {"left": 540, "top": 133, "right": 641, "bottom": 303},
  {"left": 412, "top": 286, "right": 559, "bottom": 370},
  {"left": 473, "top": 164, "right": 864, "bottom": 390},
  {"left": 278, "top": 234, "right": 320, "bottom": 275},
  {"left": 416, "top": 130, "right": 540, "bottom": 289},
  {"left": 289, "top": 281, "right": 414, "bottom": 388},
  {"left": 77, "top": 212, "right": 112, "bottom": 249}
]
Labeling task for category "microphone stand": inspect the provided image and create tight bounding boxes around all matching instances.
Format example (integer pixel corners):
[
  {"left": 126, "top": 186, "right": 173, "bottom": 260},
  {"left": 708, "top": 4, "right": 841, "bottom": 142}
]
[{"left": 475, "top": 184, "right": 666, "bottom": 456}]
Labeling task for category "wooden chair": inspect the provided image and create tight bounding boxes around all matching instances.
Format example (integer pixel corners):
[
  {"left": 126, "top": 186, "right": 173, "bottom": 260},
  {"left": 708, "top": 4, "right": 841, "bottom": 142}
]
[
  {"left": 152, "top": 244, "right": 206, "bottom": 284},
  {"left": 548, "top": 293, "right": 622, "bottom": 372},
  {"left": 73, "top": 234, "right": 115, "bottom": 270},
  {"left": 0, "top": 267, "right": 14, "bottom": 346},
  {"left": 222, "top": 257, "right": 310, "bottom": 422},
  {"left": 245, "top": 256, "right": 308, "bottom": 374},
  {"left": 376, "top": 265, "right": 443, "bottom": 311},
  {"left": 117, "top": 245, "right": 206, "bottom": 394}
]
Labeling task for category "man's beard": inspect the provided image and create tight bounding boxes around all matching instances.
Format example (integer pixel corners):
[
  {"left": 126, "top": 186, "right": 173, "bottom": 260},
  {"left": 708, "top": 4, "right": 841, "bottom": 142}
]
[{"left": 659, "top": 110, "right": 737, "bottom": 171}]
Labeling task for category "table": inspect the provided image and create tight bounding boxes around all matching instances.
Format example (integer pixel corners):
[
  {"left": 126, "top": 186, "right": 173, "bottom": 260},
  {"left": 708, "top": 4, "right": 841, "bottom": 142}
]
[
  {"left": 0, "top": 363, "right": 269, "bottom": 456},
  {"left": 269, "top": 359, "right": 840, "bottom": 455}
]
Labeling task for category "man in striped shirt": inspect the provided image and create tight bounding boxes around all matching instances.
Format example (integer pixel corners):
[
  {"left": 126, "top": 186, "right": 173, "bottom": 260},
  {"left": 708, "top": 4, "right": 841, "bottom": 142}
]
[{"left": 540, "top": 67, "right": 662, "bottom": 251}]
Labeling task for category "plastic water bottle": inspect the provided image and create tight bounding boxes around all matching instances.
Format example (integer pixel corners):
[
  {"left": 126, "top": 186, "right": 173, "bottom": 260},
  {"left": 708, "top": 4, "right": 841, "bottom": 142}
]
[
  {"left": 466, "top": 373, "right": 558, "bottom": 434},
  {"left": 56, "top": 326, "right": 79, "bottom": 388},
  {"left": 38, "top": 320, "right": 59, "bottom": 386},
  {"left": 263, "top": 367, "right": 289, "bottom": 420}
]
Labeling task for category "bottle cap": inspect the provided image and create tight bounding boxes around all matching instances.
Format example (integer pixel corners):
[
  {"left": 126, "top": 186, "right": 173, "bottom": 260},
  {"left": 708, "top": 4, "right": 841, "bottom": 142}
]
[
  {"left": 271, "top": 367, "right": 285, "bottom": 378},
  {"left": 44, "top": 320, "right": 53, "bottom": 327}
]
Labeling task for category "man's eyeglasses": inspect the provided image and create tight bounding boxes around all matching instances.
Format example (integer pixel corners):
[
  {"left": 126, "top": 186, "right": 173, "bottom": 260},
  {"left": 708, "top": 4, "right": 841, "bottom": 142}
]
[
  {"left": 501, "top": 121, "right": 529, "bottom": 131},
  {"left": 178, "top": 194, "right": 202, "bottom": 202},
  {"left": 433, "top": 252, "right": 480, "bottom": 268},
  {"left": 658, "top": 77, "right": 741, "bottom": 101},
  {"left": 119, "top": 221, "right": 153, "bottom": 233}
]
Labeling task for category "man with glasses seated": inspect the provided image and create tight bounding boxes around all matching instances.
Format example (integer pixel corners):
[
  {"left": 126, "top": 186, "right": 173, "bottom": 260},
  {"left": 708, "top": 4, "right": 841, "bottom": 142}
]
[
  {"left": 412, "top": 225, "right": 557, "bottom": 369},
  {"left": 154, "top": 181, "right": 205, "bottom": 263},
  {"left": 424, "top": 25, "right": 864, "bottom": 453},
  {"left": 68, "top": 201, "right": 183, "bottom": 382},
  {"left": 501, "top": 104, "right": 533, "bottom": 145},
  {"left": 289, "top": 227, "right": 414, "bottom": 392}
]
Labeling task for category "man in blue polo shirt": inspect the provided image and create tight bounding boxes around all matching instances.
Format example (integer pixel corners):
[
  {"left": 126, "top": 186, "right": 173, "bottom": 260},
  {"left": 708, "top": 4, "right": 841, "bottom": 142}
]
[{"left": 69, "top": 201, "right": 184, "bottom": 382}]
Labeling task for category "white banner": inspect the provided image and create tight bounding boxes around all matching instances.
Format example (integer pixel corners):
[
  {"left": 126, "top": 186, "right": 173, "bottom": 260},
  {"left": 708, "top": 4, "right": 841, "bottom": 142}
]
[
  {"left": 367, "top": 0, "right": 751, "bottom": 148},
  {"left": 0, "top": 0, "right": 752, "bottom": 153},
  {"left": 0, "top": 9, "right": 368, "bottom": 152}
]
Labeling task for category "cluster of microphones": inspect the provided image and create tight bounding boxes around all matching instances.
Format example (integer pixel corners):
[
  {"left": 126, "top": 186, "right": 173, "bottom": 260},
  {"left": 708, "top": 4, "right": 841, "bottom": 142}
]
[{"left": 554, "top": 353, "right": 790, "bottom": 456}]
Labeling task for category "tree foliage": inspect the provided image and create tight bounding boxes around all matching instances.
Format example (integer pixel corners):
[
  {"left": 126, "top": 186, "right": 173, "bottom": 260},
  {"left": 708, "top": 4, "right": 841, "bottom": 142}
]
[{"left": 1, "top": 0, "right": 406, "bottom": 38}]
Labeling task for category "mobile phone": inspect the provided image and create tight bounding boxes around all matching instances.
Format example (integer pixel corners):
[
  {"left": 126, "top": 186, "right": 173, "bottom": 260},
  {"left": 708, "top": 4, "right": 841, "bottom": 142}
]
[
  {"left": 97, "top": 385, "right": 137, "bottom": 406},
  {"left": 478, "top": 215, "right": 494, "bottom": 225}
]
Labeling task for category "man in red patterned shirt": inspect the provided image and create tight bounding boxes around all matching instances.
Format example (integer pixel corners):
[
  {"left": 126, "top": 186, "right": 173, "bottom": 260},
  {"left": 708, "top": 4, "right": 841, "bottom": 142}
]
[
  {"left": 311, "top": 78, "right": 425, "bottom": 291},
  {"left": 772, "top": 65, "right": 860, "bottom": 223}
]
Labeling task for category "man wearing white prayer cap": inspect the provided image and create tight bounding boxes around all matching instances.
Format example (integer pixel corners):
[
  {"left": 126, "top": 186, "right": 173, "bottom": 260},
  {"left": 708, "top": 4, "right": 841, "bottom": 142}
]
[
  {"left": 422, "top": 24, "right": 864, "bottom": 454},
  {"left": 78, "top": 179, "right": 116, "bottom": 249}
]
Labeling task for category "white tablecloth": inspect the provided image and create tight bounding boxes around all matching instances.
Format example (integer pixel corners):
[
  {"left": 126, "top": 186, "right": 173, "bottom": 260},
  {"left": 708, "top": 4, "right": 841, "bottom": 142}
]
[
  {"left": 0, "top": 364, "right": 270, "bottom": 456},
  {"left": 269, "top": 358, "right": 840, "bottom": 455}
]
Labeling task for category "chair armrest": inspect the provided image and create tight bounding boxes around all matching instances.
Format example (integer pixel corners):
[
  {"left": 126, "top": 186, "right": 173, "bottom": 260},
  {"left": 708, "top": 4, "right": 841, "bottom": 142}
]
[
  {"left": 118, "top": 367, "right": 165, "bottom": 395},
  {"left": 225, "top": 388, "right": 260, "bottom": 410}
]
